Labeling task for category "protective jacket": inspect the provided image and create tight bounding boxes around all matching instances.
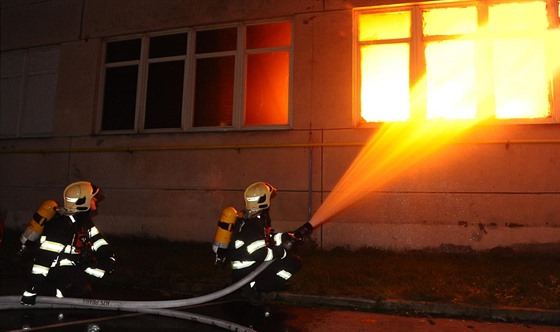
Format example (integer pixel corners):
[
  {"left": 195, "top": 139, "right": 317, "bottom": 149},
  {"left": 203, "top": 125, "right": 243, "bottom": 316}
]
[
  {"left": 230, "top": 213, "right": 285, "bottom": 269},
  {"left": 23, "top": 211, "right": 115, "bottom": 299},
  {"left": 229, "top": 210, "right": 301, "bottom": 294}
]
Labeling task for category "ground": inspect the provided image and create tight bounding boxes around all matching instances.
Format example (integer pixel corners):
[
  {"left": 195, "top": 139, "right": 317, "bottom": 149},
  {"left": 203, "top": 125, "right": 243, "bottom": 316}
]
[{"left": 1, "top": 229, "right": 559, "bottom": 312}]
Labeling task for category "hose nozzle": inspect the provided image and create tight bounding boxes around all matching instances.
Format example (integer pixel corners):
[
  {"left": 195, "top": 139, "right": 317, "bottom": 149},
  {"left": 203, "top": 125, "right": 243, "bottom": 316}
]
[{"left": 294, "top": 222, "right": 313, "bottom": 240}]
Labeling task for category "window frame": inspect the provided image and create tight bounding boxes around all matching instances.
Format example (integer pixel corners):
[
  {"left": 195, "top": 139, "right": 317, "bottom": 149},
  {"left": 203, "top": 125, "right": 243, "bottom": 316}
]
[
  {"left": 97, "top": 19, "right": 293, "bottom": 134},
  {"left": 353, "top": 0, "right": 560, "bottom": 126}
]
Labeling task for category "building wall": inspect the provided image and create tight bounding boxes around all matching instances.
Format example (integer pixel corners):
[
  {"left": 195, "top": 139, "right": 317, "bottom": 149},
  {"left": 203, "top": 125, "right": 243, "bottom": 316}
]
[{"left": 1, "top": 0, "right": 559, "bottom": 250}]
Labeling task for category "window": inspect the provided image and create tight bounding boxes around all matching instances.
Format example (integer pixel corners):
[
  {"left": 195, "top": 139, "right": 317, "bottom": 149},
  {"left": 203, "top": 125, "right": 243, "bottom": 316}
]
[
  {"left": 99, "top": 20, "right": 292, "bottom": 133},
  {"left": 354, "top": 0, "right": 560, "bottom": 124},
  {"left": 0, "top": 47, "right": 60, "bottom": 137}
]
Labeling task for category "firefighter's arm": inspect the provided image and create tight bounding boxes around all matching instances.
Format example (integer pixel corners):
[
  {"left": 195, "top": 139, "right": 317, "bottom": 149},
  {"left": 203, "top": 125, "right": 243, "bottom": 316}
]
[
  {"left": 272, "top": 222, "right": 314, "bottom": 251},
  {"left": 86, "top": 226, "right": 116, "bottom": 277},
  {"left": 85, "top": 253, "right": 116, "bottom": 278},
  {"left": 265, "top": 233, "right": 293, "bottom": 257},
  {"left": 85, "top": 249, "right": 116, "bottom": 279}
]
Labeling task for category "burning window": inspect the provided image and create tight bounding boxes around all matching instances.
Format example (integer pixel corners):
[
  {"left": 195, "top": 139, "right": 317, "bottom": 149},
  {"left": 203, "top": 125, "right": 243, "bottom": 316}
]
[{"left": 355, "top": 0, "right": 560, "bottom": 123}]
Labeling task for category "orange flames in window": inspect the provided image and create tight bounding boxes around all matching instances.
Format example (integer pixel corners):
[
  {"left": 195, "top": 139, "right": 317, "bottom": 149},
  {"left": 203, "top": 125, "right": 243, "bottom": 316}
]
[{"left": 359, "top": 1, "right": 559, "bottom": 122}]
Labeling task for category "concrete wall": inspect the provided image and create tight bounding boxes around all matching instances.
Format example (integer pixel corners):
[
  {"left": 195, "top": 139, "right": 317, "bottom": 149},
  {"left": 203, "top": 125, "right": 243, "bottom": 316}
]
[{"left": 1, "top": 0, "right": 559, "bottom": 250}]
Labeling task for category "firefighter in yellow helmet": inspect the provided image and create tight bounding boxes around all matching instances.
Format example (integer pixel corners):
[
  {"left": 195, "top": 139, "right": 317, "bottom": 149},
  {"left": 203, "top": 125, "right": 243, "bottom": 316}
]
[
  {"left": 214, "top": 182, "right": 303, "bottom": 306},
  {"left": 21, "top": 181, "right": 116, "bottom": 305}
]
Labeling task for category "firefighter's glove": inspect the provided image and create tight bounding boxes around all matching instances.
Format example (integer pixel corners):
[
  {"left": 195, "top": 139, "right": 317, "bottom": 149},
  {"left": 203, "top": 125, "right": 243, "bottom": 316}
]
[
  {"left": 21, "top": 291, "right": 37, "bottom": 306},
  {"left": 281, "top": 233, "right": 298, "bottom": 251},
  {"left": 214, "top": 247, "right": 228, "bottom": 266}
]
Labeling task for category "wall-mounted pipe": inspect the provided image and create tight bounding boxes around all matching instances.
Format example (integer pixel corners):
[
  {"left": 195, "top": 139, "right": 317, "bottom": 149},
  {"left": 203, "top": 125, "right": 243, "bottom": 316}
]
[{"left": 1, "top": 139, "right": 559, "bottom": 154}]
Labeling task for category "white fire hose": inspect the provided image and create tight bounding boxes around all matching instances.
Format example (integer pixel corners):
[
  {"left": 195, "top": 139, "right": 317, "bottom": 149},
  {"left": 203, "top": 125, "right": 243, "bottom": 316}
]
[{"left": 0, "top": 260, "right": 273, "bottom": 332}]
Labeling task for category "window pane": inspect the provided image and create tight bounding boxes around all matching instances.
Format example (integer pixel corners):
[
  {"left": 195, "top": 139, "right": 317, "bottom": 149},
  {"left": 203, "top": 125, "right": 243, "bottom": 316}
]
[
  {"left": 359, "top": 11, "right": 410, "bottom": 41},
  {"left": 102, "top": 66, "right": 138, "bottom": 130},
  {"left": 247, "top": 21, "right": 291, "bottom": 49},
  {"left": 425, "top": 40, "right": 477, "bottom": 119},
  {"left": 360, "top": 43, "right": 409, "bottom": 122},
  {"left": 145, "top": 61, "right": 184, "bottom": 129},
  {"left": 106, "top": 39, "right": 141, "bottom": 63},
  {"left": 488, "top": 1, "right": 550, "bottom": 119},
  {"left": 493, "top": 38, "right": 550, "bottom": 119},
  {"left": 423, "top": 7, "right": 477, "bottom": 36},
  {"left": 245, "top": 52, "right": 289, "bottom": 126},
  {"left": 488, "top": 2, "right": 548, "bottom": 33},
  {"left": 149, "top": 33, "right": 188, "bottom": 58},
  {"left": 193, "top": 56, "right": 235, "bottom": 127},
  {"left": 196, "top": 28, "right": 237, "bottom": 53}
]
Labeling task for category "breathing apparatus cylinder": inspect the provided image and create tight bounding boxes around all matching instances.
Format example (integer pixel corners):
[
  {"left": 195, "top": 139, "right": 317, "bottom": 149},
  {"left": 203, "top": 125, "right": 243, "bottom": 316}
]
[
  {"left": 20, "top": 200, "right": 58, "bottom": 246},
  {"left": 213, "top": 206, "right": 238, "bottom": 253}
]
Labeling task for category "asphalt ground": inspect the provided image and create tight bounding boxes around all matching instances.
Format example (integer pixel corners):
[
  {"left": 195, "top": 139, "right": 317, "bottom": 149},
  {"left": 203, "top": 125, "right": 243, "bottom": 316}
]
[
  {"left": 1, "top": 231, "right": 559, "bottom": 330},
  {"left": 1, "top": 257, "right": 560, "bottom": 331},
  {"left": 1, "top": 279, "right": 559, "bottom": 332},
  {"left": 1, "top": 298, "right": 560, "bottom": 332}
]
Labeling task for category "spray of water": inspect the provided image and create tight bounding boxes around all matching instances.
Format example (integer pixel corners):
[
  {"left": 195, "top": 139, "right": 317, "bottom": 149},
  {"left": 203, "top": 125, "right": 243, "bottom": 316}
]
[{"left": 309, "top": 119, "right": 481, "bottom": 228}]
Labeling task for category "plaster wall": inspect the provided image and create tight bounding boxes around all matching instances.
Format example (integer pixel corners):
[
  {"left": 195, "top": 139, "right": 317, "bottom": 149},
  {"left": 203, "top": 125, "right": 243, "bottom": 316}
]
[{"left": 1, "top": 0, "right": 558, "bottom": 251}]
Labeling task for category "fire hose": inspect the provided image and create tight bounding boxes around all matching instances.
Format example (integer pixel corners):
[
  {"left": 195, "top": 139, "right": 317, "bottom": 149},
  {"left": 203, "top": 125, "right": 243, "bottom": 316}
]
[
  {"left": 0, "top": 260, "right": 272, "bottom": 332},
  {"left": 3, "top": 303, "right": 257, "bottom": 332},
  {"left": 0, "top": 259, "right": 272, "bottom": 310}
]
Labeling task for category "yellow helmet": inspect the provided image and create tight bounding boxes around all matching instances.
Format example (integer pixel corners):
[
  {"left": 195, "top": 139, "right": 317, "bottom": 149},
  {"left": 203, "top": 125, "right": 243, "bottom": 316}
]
[
  {"left": 63, "top": 181, "right": 100, "bottom": 213},
  {"left": 244, "top": 182, "right": 276, "bottom": 213}
]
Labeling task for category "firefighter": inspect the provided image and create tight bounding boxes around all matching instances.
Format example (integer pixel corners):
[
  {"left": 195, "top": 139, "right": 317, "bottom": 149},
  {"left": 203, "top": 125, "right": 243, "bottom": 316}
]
[
  {"left": 21, "top": 181, "right": 116, "bottom": 305},
  {"left": 214, "top": 182, "right": 303, "bottom": 306}
]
